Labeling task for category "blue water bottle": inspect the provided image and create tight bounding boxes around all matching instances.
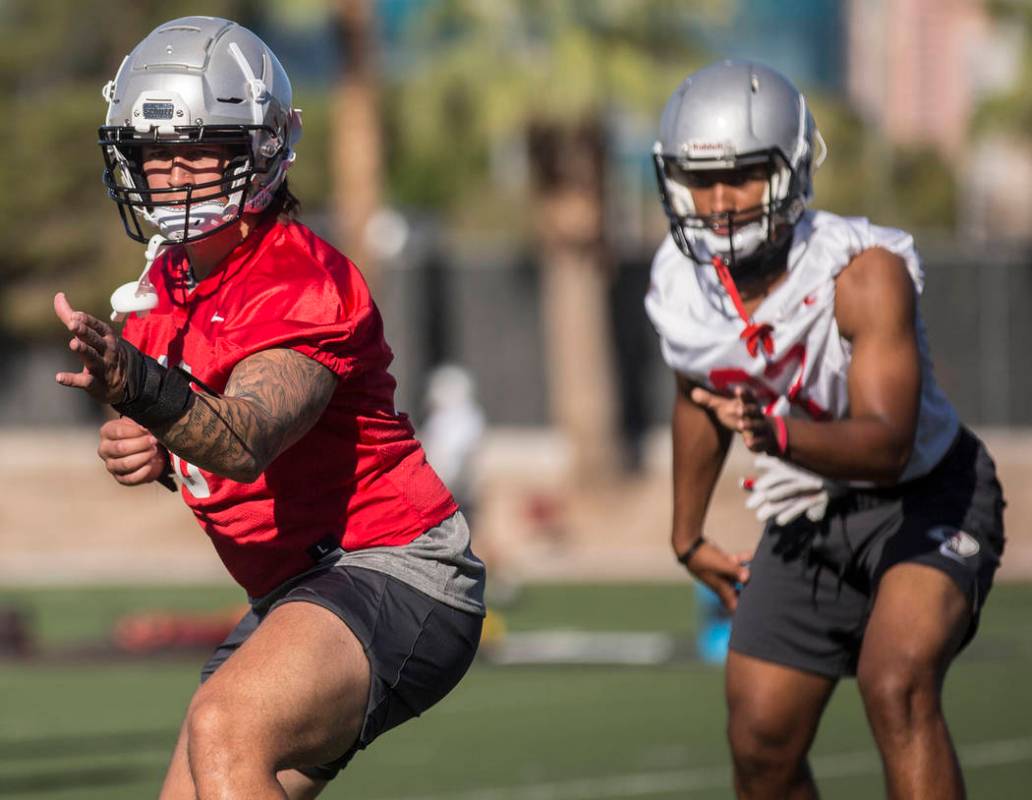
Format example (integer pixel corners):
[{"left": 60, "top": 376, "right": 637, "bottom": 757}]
[{"left": 695, "top": 582, "right": 732, "bottom": 664}]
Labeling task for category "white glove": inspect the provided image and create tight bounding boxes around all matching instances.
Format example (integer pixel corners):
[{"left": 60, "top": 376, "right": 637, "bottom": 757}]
[{"left": 743, "top": 454, "right": 841, "bottom": 525}]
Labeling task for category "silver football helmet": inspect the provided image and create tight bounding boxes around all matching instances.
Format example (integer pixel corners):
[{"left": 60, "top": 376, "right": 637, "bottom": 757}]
[
  {"left": 653, "top": 60, "right": 826, "bottom": 275},
  {"left": 99, "top": 16, "right": 302, "bottom": 244}
]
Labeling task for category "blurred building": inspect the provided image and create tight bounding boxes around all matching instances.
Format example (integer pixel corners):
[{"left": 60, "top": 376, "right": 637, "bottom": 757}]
[
  {"left": 846, "top": 0, "right": 1029, "bottom": 239},
  {"left": 703, "top": 0, "right": 847, "bottom": 91}
]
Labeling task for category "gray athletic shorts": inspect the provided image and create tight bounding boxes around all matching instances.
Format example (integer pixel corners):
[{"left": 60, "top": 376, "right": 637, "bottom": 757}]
[
  {"left": 729, "top": 427, "right": 1005, "bottom": 678},
  {"left": 200, "top": 514, "right": 485, "bottom": 781}
]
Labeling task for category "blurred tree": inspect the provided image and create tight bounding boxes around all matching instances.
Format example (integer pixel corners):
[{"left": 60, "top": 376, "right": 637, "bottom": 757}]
[
  {"left": 0, "top": 0, "right": 265, "bottom": 337},
  {"left": 393, "top": 0, "right": 719, "bottom": 484},
  {"left": 331, "top": 0, "right": 384, "bottom": 293},
  {"left": 964, "top": 0, "right": 1032, "bottom": 239},
  {"left": 973, "top": 0, "right": 1032, "bottom": 138},
  {"left": 808, "top": 96, "right": 957, "bottom": 231}
]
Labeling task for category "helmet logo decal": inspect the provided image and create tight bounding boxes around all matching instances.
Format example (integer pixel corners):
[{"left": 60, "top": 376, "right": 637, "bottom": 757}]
[
  {"left": 684, "top": 140, "right": 736, "bottom": 160},
  {"left": 142, "top": 102, "right": 174, "bottom": 120}
]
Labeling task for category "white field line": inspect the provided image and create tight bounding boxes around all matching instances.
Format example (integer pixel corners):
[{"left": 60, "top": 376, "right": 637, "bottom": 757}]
[{"left": 374, "top": 736, "right": 1032, "bottom": 800}]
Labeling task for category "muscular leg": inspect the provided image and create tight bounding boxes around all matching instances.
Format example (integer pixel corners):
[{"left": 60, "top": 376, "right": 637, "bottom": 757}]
[
  {"left": 857, "top": 563, "right": 970, "bottom": 800},
  {"left": 181, "top": 601, "right": 370, "bottom": 800},
  {"left": 159, "top": 714, "right": 328, "bottom": 800},
  {"left": 726, "top": 650, "right": 837, "bottom": 799},
  {"left": 158, "top": 718, "right": 193, "bottom": 799}
]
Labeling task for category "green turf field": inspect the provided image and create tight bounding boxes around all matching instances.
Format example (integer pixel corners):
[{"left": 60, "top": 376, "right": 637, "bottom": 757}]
[{"left": 2, "top": 582, "right": 1031, "bottom": 799}]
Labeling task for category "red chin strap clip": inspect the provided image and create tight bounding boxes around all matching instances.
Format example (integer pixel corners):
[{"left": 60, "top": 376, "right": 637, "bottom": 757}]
[{"left": 711, "top": 256, "right": 774, "bottom": 357}]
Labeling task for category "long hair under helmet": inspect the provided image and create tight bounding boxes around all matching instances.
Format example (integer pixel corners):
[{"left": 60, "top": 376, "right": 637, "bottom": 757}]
[
  {"left": 99, "top": 16, "right": 303, "bottom": 245},
  {"left": 653, "top": 60, "right": 826, "bottom": 279}
]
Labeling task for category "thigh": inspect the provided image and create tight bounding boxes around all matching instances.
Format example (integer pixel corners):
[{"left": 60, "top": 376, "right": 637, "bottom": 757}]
[
  {"left": 192, "top": 600, "right": 371, "bottom": 770},
  {"left": 278, "top": 565, "right": 483, "bottom": 781},
  {"left": 726, "top": 650, "right": 837, "bottom": 750},
  {"left": 864, "top": 429, "right": 1005, "bottom": 652},
  {"left": 730, "top": 517, "right": 872, "bottom": 678},
  {"left": 200, "top": 606, "right": 258, "bottom": 682},
  {"left": 858, "top": 563, "right": 970, "bottom": 681}
]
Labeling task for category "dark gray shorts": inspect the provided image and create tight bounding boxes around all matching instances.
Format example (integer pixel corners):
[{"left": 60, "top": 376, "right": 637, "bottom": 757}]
[
  {"left": 200, "top": 564, "right": 483, "bottom": 780},
  {"left": 729, "top": 427, "right": 1005, "bottom": 678}
]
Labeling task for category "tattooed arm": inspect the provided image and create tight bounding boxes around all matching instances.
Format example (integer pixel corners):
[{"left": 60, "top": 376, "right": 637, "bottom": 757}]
[
  {"left": 53, "top": 293, "right": 337, "bottom": 483},
  {"left": 152, "top": 348, "right": 337, "bottom": 483}
]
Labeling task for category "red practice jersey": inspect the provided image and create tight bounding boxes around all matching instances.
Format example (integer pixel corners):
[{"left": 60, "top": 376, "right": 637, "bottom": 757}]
[{"left": 122, "top": 218, "right": 458, "bottom": 596}]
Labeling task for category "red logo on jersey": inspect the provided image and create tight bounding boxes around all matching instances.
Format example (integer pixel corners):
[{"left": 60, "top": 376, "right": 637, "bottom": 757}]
[{"left": 708, "top": 344, "right": 831, "bottom": 420}]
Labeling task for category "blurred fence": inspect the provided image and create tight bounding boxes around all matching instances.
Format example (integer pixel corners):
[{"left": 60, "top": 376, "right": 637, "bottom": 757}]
[
  {"left": 2, "top": 232, "right": 1029, "bottom": 439},
  {"left": 381, "top": 234, "right": 1032, "bottom": 439}
]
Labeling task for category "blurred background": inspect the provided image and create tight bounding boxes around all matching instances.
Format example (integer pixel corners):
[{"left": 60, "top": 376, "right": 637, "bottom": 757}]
[{"left": 1, "top": 1, "right": 1031, "bottom": 798}]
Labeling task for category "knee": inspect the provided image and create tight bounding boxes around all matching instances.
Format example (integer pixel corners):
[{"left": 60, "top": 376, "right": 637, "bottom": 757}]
[
  {"left": 727, "top": 708, "right": 807, "bottom": 780},
  {"left": 186, "top": 692, "right": 250, "bottom": 766},
  {"left": 857, "top": 661, "right": 942, "bottom": 733}
]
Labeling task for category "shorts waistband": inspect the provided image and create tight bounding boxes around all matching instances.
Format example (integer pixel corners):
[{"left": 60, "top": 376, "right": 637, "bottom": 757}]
[{"left": 830, "top": 427, "right": 973, "bottom": 514}]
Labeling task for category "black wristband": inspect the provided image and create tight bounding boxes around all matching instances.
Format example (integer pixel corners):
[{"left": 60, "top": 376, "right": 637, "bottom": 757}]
[
  {"left": 112, "top": 340, "right": 196, "bottom": 430},
  {"left": 675, "top": 536, "right": 706, "bottom": 567}
]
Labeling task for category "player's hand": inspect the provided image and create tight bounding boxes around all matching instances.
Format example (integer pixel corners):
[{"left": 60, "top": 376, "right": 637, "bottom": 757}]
[
  {"left": 54, "top": 292, "right": 129, "bottom": 405},
  {"left": 680, "top": 540, "right": 752, "bottom": 612},
  {"left": 743, "top": 454, "right": 833, "bottom": 525},
  {"left": 98, "top": 417, "right": 168, "bottom": 486},
  {"left": 690, "top": 385, "right": 778, "bottom": 453}
]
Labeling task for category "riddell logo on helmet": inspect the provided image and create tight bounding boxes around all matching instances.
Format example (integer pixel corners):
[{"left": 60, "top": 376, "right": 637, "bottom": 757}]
[{"left": 685, "top": 140, "right": 735, "bottom": 159}]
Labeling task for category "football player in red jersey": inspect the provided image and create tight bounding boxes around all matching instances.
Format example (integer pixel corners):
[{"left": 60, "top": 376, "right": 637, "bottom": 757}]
[{"left": 54, "top": 17, "right": 485, "bottom": 800}]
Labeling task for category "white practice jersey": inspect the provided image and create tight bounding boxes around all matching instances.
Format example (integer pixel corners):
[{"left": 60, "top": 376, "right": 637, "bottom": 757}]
[{"left": 645, "top": 210, "right": 959, "bottom": 483}]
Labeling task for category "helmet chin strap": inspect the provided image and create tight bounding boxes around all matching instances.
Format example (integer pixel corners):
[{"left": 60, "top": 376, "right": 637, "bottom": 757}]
[{"left": 710, "top": 255, "right": 775, "bottom": 358}]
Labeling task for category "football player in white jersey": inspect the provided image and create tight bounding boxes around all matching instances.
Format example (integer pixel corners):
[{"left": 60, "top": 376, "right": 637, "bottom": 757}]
[{"left": 646, "top": 60, "right": 1004, "bottom": 799}]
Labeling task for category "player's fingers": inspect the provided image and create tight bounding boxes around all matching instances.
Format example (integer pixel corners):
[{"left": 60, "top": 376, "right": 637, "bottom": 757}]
[
  {"left": 711, "top": 579, "right": 738, "bottom": 612},
  {"left": 764, "top": 481, "right": 812, "bottom": 502},
  {"left": 774, "top": 496, "right": 813, "bottom": 526},
  {"left": 55, "top": 369, "right": 93, "bottom": 390},
  {"left": 805, "top": 495, "right": 830, "bottom": 523},
  {"left": 690, "top": 387, "right": 718, "bottom": 408},
  {"left": 753, "top": 499, "right": 782, "bottom": 521},
  {"left": 735, "top": 385, "right": 759, "bottom": 405},
  {"left": 741, "top": 413, "right": 770, "bottom": 431},
  {"left": 69, "top": 320, "right": 109, "bottom": 354},
  {"left": 733, "top": 550, "right": 754, "bottom": 565},
  {"left": 115, "top": 461, "right": 162, "bottom": 486},
  {"left": 105, "top": 449, "right": 160, "bottom": 476},
  {"left": 53, "top": 292, "right": 76, "bottom": 326},
  {"left": 100, "top": 417, "right": 149, "bottom": 439},
  {"left": 69, "top": 338, "right": 105, "bottom": 372},
  {"left": 99, "top": 433, "right": 157, "bottom": 460},
  {"left": 744, "top": 429, "right": 775, "bottom": 452},
  {"left": 734, "top": 389, "right": 757, "bottom": 416},
  {"left": 752, "top": 470, "right": 791, "bottom": 492},
  {"left": 77, "top": 312, "right": 112, "bottom": 338}
]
